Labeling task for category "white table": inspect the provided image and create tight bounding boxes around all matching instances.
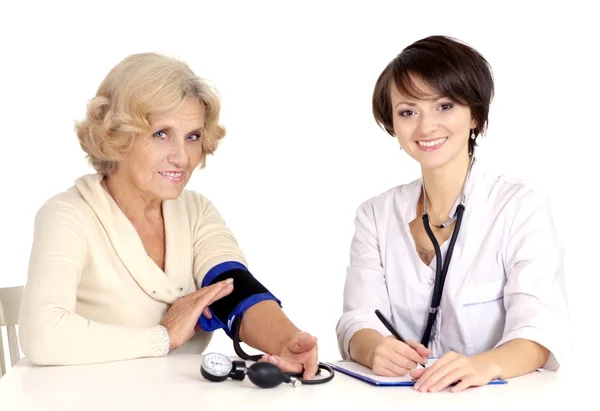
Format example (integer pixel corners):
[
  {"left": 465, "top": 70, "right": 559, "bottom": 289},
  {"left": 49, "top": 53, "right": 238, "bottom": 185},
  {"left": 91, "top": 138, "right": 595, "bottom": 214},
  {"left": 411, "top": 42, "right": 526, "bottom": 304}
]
[{"left": 0, "top": 353, "right": 584, "bottom": 410}]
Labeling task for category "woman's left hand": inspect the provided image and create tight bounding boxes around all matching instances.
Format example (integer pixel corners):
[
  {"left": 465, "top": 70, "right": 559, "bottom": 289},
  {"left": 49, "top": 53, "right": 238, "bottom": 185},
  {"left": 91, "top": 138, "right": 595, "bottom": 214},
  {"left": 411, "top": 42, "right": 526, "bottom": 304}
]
[
  {"left": 260, "top": 331, "right": 319, "bottom": 380},
  {"left": 409, "top": 351, "right": 501, "bottom": 393}
]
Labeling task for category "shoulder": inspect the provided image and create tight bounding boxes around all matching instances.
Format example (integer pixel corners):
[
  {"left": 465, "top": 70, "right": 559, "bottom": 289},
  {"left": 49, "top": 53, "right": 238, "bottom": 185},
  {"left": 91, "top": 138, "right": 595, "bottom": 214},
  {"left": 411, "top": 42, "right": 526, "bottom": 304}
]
[
  {"left": 34, "top": 184, "right": 92, "bottom": 224},
  {"left": 477, "top": 166, "right": 552, "bottom": 214},
  {"left": 30, "top": 181, "right": 94, "bottom": 251},
  {"left": 178, "top": 189, "right": 217, "bottom": 214},
  {"left": 177, "top": 189, "right": 228, "bottom": 228},
  {"left": 354, "top": 176, "right": 421, "bottom": 217},
  {"left": 470, "top": 163, "right": 559, "bottom": 243}
]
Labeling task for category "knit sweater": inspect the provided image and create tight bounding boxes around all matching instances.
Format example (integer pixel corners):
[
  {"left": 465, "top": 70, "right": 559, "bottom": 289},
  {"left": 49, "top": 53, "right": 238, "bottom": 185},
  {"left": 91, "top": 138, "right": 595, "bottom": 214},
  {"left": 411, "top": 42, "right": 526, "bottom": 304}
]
[{"left": 18, "top": 173, "right": 248, "bottom": 365}]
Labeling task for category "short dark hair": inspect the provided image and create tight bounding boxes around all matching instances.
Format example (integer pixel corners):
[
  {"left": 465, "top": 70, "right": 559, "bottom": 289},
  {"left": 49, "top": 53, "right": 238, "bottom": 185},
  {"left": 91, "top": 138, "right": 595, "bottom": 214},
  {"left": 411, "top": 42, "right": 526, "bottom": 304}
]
[{"left": 372, "top": 35, "right": 494, "bottom": 154}]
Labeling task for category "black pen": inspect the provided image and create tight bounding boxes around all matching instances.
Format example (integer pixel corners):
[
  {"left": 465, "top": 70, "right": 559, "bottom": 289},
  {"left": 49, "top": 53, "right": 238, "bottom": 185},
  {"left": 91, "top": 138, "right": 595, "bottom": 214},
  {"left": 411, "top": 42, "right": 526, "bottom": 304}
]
[{"left": 374, "top": 309, "right": 427, "bottom": 368}]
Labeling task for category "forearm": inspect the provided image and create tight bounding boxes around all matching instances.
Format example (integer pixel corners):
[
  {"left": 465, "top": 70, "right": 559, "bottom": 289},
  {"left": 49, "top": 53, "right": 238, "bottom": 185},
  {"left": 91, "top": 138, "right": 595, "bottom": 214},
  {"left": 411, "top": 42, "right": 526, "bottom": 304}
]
[
  {"left": 238, "top": 300, "right": 301, "bottom": 355},
  {"left": 348, "top": 329, "right": 385, "bottom": 368},
  {"left": 19, "top": 306, "right": 168, "bottom": 365},
  {"left": 475, "top": 338, "right": 550, "bottom": 379}
]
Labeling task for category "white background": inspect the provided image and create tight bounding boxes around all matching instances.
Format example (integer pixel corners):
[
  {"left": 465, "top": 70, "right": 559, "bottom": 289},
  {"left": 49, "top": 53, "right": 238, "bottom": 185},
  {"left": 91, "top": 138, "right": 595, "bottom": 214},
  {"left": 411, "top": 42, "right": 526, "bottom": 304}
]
[{"left": 0, "top": 0, "right": 597, "bottom": 378}]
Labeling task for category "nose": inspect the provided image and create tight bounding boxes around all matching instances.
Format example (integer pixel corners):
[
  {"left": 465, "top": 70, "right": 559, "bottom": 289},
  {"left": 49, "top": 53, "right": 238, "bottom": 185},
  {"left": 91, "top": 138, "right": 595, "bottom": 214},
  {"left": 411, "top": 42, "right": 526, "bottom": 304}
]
[
  {"left": 168, "top": 139, "right": 188, "bottom": 168},
  {"left": 415, "top": 112, "right": 439, "bottom": 137}
]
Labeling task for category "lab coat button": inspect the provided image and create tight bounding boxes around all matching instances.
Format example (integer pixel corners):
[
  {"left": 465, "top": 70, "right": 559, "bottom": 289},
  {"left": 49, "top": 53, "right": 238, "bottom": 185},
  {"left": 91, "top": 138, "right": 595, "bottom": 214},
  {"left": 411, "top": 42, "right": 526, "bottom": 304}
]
[{"left": 428, "top": 278, "right": 434, "bottom": 286}]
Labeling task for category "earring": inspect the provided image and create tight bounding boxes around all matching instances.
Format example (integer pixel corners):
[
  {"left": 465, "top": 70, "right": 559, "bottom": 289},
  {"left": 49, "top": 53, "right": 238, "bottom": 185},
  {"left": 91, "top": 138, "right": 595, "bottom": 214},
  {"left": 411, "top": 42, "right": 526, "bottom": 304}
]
[{"left": 470, "top": 129, "right": 476, "bottom": 140}]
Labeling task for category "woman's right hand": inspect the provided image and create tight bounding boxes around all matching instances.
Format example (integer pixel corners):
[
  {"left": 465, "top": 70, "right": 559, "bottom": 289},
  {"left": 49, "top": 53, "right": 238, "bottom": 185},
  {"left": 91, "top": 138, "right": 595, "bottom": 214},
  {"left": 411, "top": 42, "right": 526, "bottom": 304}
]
[
  {"left": 370, "top": 336, "right": 430, "bottom": 376},
  {"left": 160, "top": 279, "right": 234, "bottom": 350}
]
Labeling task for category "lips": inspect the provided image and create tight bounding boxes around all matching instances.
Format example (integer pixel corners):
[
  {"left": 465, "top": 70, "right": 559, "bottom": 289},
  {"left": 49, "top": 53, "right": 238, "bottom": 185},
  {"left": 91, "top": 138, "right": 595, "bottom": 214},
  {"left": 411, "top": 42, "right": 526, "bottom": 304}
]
[
  {"left": 159, "top": 171, "right": 184, "bottom": 182},
  {"left": 159, "top": 171, "right": 183, "bottom": 177},
  {"left": 416, "top": 137, "right": 448, "bottom": 151},
  {"left": 418, "top": 137, "right": 447, "bottom": 147}
]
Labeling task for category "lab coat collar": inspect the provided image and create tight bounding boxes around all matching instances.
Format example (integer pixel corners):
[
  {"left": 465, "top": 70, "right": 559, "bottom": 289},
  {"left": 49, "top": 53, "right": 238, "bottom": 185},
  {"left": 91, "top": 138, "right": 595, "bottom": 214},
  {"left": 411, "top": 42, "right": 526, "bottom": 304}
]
[{"left": 405, "top": 155, "right": 482, "bottom": 223}]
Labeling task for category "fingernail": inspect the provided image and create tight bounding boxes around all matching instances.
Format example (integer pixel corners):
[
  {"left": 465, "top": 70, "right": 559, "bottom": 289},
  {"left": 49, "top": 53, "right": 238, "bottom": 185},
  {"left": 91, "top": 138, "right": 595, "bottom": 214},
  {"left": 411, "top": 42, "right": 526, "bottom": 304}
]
[
  {"left": 225, "top": 278, "right": 233, "bottom": 284},
  {"left": 269, "top": 356, "right": 278, "bottom": 364}
]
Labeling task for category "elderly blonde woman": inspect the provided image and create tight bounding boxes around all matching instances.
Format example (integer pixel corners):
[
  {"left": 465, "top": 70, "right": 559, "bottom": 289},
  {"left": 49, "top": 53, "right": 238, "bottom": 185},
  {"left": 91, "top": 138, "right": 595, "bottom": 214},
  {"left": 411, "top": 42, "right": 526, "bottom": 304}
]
[{"left": 18, "top": 52, "right": 319, "bottom": 379}]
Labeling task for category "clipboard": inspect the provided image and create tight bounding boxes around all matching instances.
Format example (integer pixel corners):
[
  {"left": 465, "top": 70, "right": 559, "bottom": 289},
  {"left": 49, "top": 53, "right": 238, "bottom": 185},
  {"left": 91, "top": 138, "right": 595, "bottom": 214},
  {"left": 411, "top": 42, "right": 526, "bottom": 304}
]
[{"left": 324, "top": 360, "right": 508, "bottom": 387}]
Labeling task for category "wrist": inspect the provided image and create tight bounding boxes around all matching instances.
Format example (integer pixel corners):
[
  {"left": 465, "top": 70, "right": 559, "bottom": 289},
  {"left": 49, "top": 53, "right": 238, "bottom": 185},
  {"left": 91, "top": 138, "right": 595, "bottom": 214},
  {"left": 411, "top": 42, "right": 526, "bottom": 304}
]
[
  {"left": 473, "top": 352, "right": 503, "bottom": 379},
  {"left": 366, "top": 334, "right": 385, "bottom": 368},
  {"left": 349, "top": 329, "right": 384, "bottom": 368}
]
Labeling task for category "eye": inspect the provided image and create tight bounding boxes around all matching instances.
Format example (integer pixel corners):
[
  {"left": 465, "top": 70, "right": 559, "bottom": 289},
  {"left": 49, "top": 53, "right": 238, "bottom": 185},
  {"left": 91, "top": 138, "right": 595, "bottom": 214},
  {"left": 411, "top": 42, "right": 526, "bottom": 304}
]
[
  {"left": 153, "top": 130, "right": 167, "bottom": 139},
  {"left": 188, "top": 133, "right": 202, "bottom": 142},
  {"left": 439, "top": 102, "right": 454, "bottom": 111},
  {"left": 399, "top": 110, "right": 415, "bottom": 117}
]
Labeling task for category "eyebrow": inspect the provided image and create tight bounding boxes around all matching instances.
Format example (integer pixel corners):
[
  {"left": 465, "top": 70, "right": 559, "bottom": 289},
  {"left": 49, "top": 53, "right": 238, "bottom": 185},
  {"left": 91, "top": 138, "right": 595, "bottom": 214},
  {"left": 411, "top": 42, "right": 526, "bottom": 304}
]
[
  {"left": 153, "top": 125, "right": 205, "bottom": 135},
  {"left": 395, "top": 101, "right": 417, "bottom": 108},
  {"left": 394, "top": 96, "right": 447, "bottom": 109}
]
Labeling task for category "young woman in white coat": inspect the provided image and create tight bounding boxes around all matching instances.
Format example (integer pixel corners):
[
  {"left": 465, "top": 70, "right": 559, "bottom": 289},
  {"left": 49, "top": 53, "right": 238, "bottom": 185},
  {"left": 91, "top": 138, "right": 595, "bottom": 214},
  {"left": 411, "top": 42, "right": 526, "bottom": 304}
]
[{"left": 336, "top": 35, "right": 570, "bottom": 393}]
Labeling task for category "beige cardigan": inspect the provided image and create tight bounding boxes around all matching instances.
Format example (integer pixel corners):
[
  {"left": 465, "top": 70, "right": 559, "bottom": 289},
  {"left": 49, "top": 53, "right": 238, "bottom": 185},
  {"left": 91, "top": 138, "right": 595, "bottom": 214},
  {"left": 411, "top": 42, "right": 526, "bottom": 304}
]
[{"left": 18, "top": 173, "right": 247, "bottom": 365}]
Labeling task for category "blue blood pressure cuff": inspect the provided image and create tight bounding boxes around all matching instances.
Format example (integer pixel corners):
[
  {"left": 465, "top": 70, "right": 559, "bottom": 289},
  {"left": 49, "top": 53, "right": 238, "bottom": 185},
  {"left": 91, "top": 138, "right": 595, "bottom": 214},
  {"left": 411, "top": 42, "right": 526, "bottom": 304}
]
[{"left": 197, "top": 261, "right": 281, "bottom": 338}]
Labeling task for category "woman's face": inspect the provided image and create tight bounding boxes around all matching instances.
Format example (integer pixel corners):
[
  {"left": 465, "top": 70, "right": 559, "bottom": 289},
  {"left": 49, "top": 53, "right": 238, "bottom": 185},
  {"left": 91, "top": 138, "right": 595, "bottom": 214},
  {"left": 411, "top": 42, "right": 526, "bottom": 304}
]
[
  {"left": 116, "top": 98, "right": 205, "bottom": 201},
  {"left": 390, "top": 76, "right": 475, "bottom": 171}
]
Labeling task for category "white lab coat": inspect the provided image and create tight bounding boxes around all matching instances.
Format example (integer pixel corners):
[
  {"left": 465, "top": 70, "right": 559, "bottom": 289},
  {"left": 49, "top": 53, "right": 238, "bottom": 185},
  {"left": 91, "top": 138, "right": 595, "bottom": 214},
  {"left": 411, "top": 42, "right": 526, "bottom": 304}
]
[{"left": 336, "top": 157, "right": 570, "bottom": 370}]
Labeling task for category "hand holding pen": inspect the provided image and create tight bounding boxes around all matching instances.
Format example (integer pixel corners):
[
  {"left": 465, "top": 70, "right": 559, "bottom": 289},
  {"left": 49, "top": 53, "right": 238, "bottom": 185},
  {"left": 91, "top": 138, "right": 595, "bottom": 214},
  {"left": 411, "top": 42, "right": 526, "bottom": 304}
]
[{"left": 370, "top": 309, "right": 429, "bottom": 376}]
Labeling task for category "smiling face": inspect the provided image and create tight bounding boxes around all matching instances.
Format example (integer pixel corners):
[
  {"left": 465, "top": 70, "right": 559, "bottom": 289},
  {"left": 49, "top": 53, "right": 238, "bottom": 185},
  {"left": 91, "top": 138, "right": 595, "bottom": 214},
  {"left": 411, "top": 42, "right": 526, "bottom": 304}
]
[
  {"left": 113, "top": 98, "right": 205, "bottom": 201},
  {"left": 390, "top": 75, "right": 476, "bottom": 171}
]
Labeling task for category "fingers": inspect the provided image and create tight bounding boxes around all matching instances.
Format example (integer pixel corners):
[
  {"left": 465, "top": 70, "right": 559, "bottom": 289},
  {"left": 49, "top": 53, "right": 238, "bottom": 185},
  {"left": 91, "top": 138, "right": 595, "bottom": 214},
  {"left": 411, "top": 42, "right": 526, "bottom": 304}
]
[
  {"left": 406, "top": 339, "right": 431, "bottom": 359},
  {"left": 372, "top": 355, "right": 410, "bottom": 376},
  {"left": 450, "top": 376, "right": 474, "bottom": 393},
  {"left": 261, "top": 354, "right": 303, "bottom": 374},
  {"left": 192, "top": 280, "right": 233, "bottom": 316},
  {"left": 187, "top": 278, "right": 233, "bottom": 300},
  {"left": 413, "top": 352, "right": 463, "bottom": 392},
  {"left": 301, "top": 353, "right": 319, "bottom": 380},
  {"left": 409, "top": 367, "right": 426, "bottom": 379},
  {"left": 288, "top": 333, "right": 318, "bottom": 354},
  {"left": 413, "top": 355, "right": 448, "bottom": 387},
  {"left": 202, "top": 307, "right": 211, "bottom": 318},
  {"left": 428, "top": 367, "right": 465, "bottom": 392},
  {"left": 207, "top": 281, "right": 235, "bottom": 304},
  {"left": 374, "top": 339, "right": 418, "bottom": 372},
  {"left": 389, "top": 339, "right": 427, "bottom": 366}
]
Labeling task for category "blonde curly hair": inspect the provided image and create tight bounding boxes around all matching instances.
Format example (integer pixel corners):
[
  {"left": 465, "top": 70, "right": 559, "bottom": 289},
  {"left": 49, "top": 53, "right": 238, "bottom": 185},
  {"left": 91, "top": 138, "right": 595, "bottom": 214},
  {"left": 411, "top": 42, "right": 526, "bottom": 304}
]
[{"left": 75, "top": 52, "right": 226, "bottom": 175}]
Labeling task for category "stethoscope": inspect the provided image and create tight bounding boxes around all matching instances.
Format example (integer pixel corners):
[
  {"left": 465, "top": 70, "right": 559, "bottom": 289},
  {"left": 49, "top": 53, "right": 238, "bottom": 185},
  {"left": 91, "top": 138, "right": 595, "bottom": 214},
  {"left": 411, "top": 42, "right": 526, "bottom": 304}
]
[
  {"left": 200, "top": 315, "right": 335, "bottom": 388},
  {"left": 418, "top": 156, "right": 474, "bottom": 348}
]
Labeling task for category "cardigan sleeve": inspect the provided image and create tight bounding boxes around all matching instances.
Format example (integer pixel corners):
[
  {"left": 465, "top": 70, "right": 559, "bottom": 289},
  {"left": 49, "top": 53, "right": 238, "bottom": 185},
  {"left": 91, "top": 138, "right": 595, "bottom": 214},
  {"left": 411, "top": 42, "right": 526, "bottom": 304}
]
[
  {"left": 18, "top": 197, "right": 170, "bottom": 366},
  {"left": 189, "top": 193, "right": 280, "bottom": 336},
  {"left": 189, "top": 194, "right": 249, "bottom": 286}
]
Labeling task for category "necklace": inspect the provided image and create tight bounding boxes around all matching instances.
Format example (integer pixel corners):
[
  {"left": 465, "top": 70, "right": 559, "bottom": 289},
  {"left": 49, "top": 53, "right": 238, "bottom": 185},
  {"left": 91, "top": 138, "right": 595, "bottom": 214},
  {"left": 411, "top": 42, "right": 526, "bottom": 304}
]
[{"left": 422, "top": 156, "right": 475, "bottom": 229}]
